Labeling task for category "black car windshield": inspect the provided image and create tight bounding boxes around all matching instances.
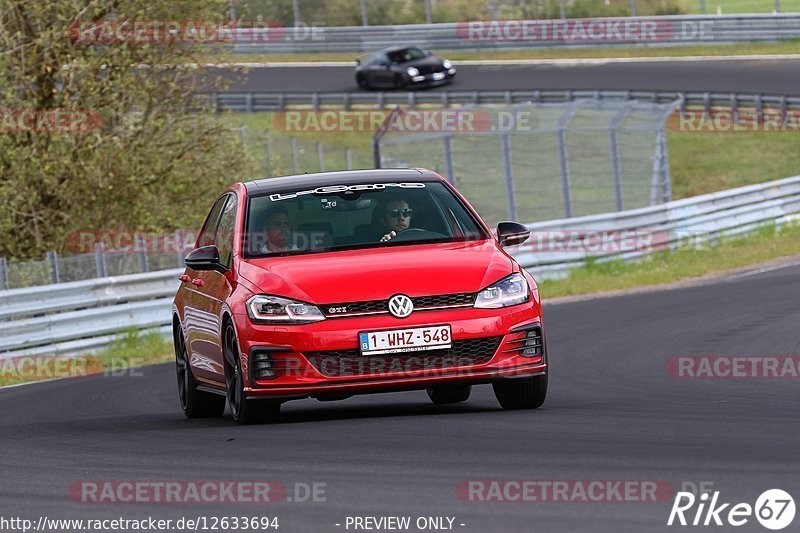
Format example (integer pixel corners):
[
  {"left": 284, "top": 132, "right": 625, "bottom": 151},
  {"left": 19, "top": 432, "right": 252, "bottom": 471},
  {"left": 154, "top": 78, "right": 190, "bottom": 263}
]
[
  {"left": 244, "top": 181, "right": 488, "bottom": 257},
  {"left": 387, "top": 48, "right": 427, "bottom": 64}
]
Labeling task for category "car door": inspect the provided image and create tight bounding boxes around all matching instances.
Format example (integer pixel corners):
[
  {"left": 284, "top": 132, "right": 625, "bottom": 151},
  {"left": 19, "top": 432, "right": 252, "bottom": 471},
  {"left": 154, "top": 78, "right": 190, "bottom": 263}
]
[
  {"left": 182, "top": 194, "right": 232, "bottom": 385},
  {"left": 369, "top": 53, "right": 393, "bottom": 87}
]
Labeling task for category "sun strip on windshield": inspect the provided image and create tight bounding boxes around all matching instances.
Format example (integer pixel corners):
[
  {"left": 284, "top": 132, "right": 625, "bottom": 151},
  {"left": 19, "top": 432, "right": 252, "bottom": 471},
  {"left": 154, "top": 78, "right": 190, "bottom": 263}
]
[{"left": 269, "top": 182, "right": 426, "bottom": 202}]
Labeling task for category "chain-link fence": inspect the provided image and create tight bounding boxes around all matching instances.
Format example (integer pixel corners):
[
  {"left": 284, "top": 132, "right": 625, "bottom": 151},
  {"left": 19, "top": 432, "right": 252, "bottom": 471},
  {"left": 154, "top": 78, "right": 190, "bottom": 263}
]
[
  {"left": 375, "top": 99, "right": 678, "bottom": 227},
  {"left": 239, "top": 127, "right": 374, "bottom": 176}
]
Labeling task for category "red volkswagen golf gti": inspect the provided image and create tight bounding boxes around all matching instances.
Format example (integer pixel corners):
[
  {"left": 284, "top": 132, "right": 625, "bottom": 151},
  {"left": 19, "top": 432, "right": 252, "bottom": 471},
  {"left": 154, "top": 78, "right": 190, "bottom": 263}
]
[{"left": 173, "top": 169, "right": 548, "bottom": 424}]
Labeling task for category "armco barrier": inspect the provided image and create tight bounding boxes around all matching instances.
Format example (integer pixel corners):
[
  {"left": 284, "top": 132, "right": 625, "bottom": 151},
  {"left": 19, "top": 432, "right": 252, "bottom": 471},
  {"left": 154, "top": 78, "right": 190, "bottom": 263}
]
[
  {"left": 2, "top": 176, "right": 800, "bottom": 359},
  {"left": 209, "top": 90, "right": 800, "bottom": 113},
  {"left": 231, "top": 14, "right": 800, "bottom": 53}
]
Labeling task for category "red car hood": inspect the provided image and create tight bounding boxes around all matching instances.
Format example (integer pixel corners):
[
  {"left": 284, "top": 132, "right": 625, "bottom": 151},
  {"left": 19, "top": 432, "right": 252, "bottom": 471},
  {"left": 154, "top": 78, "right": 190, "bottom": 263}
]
[{"left": 238, "top": 239, "right": 514, "bottom": 304}]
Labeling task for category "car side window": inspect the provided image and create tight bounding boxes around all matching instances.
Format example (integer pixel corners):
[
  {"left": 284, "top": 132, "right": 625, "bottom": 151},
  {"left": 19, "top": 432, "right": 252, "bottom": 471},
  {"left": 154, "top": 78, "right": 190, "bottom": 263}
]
[
  {"left": 368, "top": 53, "right": 388, "bottom": 66},
  {"left": 214, "top": 194, "right": 237, "bottom": 268},
  {"left": 197, "top": 196, "right": 227, "bottom": 248}
]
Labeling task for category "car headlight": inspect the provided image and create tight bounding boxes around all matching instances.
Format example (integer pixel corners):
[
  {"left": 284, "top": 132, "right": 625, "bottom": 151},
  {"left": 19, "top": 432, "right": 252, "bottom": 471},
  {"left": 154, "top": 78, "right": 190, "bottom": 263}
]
[
  {"left": 406, "top": 67, "right": 420, "bottom": 77},
  {"left": 247, "top": 295, "right": 325, "bottom": 323},
  {"left": 474, "top": 273, "right": 530, "bottom": 309},
  {"left": 442, "top": 60, "right": 452, "bottom": 69}
]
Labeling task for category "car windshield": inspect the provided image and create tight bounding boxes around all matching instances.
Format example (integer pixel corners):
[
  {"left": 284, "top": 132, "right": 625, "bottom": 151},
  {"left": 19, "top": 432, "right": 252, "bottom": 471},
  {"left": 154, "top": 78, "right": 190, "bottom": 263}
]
[
  {"left": 244, "top": 181, "right": 488, "bottom": 257},
  {"left": 387, "top": 48, "right": 427, "bottom": 64}
]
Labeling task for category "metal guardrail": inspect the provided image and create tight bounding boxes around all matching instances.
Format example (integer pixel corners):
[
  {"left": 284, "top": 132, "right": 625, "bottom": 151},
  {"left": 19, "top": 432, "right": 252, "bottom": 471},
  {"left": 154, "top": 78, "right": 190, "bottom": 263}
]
[
  {"left": 232, "top": 14, "right": 800, "bottom": 53},
  {"left": 2, "top": 175, "right": 800, "bottom": 359},
  {"left": 210, "top": 90, "right": 800, "bottom": 113},
  {"left": 517, "top": 175, "right": 800, "bottom": 278},
  {"left": 0, "top": 270, "right": 181, "bottom": 358}
]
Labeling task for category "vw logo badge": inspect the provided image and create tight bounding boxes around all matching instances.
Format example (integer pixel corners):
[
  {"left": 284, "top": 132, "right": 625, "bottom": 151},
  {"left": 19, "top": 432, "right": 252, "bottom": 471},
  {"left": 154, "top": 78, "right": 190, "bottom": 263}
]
[{"left": 388, "top": 294, "right": 414, "bottom": 318}]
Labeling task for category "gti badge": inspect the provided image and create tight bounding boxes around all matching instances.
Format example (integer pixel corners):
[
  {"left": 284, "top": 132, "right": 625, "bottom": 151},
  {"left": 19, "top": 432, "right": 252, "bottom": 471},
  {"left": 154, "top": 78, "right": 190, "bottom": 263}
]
[{"left": 388, "top": 294, "right": 414, "bottom": 318}]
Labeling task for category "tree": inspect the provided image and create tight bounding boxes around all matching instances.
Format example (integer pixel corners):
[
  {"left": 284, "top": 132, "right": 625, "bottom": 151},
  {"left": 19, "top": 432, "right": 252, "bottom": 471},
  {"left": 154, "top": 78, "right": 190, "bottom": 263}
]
[{"left": 0, "top": 0, "right": 255, "bottom": 259}]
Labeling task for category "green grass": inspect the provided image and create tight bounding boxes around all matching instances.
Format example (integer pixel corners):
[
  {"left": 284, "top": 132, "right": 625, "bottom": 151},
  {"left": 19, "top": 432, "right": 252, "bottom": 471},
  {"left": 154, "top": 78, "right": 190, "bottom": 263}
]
[
  {"left": 204, "top": 40, "right": 800, "bottom": 64},
  {"left": 683, "top": 0, "right": 800, "bottom": 14},
  {"left": 668, "top": 130, "right": 800, "bottom": 198},
  {"left": 0, "top": 330, "right": 174, "bottom": 387},
  {"left": 538, "top": 223, "right": 800, "bottom": 298}
]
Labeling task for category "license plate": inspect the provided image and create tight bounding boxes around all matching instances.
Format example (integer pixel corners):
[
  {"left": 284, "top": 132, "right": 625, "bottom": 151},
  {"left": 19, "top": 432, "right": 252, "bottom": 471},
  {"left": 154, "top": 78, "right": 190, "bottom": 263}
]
[
  {"left": 359, "top": 325, "right": 451, "bottom": 355},
  {"left": 432, "top": 72, "right": 445, "bottom": 81}
]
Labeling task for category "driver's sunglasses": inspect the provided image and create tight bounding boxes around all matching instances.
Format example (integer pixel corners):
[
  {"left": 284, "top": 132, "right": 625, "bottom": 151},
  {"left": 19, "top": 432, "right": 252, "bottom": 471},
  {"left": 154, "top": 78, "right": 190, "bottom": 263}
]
[{"left": 387, "top": 208, "right": 413, "bottom": 218}]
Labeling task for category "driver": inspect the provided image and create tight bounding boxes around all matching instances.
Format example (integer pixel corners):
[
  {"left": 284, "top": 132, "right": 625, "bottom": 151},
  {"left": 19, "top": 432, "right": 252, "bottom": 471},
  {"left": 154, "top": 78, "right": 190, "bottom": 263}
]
[
  {"left": 260, "top": 205, "right": 298, "bottom": 253},
  {"left": 380, "top": 199, "right": 413, "bottom": 242}
]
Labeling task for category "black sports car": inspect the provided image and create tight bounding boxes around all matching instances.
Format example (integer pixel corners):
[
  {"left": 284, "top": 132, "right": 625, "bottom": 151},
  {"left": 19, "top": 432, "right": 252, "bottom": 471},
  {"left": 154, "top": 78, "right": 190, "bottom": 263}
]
[{"left": 355, "top": 46, "right": 456, "bottom": 90}]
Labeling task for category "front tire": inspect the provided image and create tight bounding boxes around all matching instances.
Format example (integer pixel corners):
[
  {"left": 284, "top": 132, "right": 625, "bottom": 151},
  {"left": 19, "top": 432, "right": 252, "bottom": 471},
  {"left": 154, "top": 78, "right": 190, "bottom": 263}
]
[
  {"left": 426, "top": 384, "right": 471, "bottom": 404},
  {"left": 224, "top": 323, "right": 281, "bottom": 425},
  {"left": 493, "top": 374, "right": 547, "bottom": 410},
  {"left": 174, "top": 324, "right": 226, "bottom": 419}
]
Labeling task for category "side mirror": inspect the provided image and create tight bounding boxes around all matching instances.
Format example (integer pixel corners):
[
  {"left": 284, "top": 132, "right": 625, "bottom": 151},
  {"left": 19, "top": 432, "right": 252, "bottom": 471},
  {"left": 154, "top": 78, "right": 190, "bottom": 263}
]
[
  {"left": 496, "top": 222, "right": 530, "bottom": 247},
  {"left": 185, "top": 245, "right": 223, "bottom": 272}
]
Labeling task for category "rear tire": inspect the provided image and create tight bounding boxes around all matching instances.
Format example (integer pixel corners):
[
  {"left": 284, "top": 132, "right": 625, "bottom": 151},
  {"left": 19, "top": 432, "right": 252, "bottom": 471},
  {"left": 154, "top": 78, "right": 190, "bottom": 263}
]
[
  {"left": 224, "top": 322, "right": 281, "bottom": 425},
  {"left": 493, "top": 374, "right": 547, "bottom": 410},
  {"left": 426, "top": 384, "right": 471, "bottom": 404},
  {"left": 174, "top": 324, "right": 226, "bottom": 419}
]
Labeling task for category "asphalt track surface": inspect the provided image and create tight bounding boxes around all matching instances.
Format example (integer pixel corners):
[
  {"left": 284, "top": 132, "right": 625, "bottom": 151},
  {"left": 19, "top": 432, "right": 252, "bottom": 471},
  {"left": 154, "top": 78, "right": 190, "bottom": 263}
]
[
  {"left": 220, "top": 58, "right": 800, "bottom": 95},
  {"left": 2, "top": 263, "right": 799, "bottom": 532}
]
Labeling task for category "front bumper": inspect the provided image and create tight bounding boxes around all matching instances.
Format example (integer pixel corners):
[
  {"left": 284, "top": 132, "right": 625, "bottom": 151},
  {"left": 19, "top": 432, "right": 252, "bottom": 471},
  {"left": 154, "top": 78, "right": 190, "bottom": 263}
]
[
  {"left": 233, "top": 303, "right": 546, "bottom": 400},
  {"left": 408, "top": 69, "right": 456, "bottom": 87}
]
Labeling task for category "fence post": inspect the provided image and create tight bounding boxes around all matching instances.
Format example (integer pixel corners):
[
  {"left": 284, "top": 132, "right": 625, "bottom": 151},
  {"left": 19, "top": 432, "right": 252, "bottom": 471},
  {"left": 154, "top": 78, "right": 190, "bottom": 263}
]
[
  {"left": 609, "top": 106, "right": 631, "bottom": 211},
  {"left": 48, "top": 251, "right": 60, "bottom": 284},
  {"left": 360, "top": 0, "right": 369, "bottom": 25},
  {"left": 424, "top": 0, "right": 432, "bottom": 24},
  {"left": 774, "top": 0, "right": 780, "bottom": 12},
  {"left": 292, "top": 0, "right": 301, "bottom": 25},
  {"left": 176, "top": 230, "right": 186, "bottom": 268},
  {"left": 630, "top": 0, "right": 636, "bottom": 16},
  {"left": 659, "top": 128, "right": 672, "bottom": 203},
  {"left": 266, "top": 130, "right": 274, "bottom": 176},
  {"left": 136, "top": 234, "right": 149, "bottom": 273},
  {"left": 317, "top": 142, "right": 325, "bottom": 172},
  {"left": 556, "top": 108, "right": 577, "bottom": 218},
  {"left": 559, "top": 0, "right": 566, "bottom": 18},
  {"left": 700, "top": 0, "right": 707, "bottom": 14},
  {"left": 0, "top": 257, "right": 8, "bottom": 290},
  {"left": 95, "top": 242, "right": 107, "bottom": 278},
  {"left": 346, "top": 148, "right": 353, "bottom": 170},
  {"left": 500, "top": 133, "right": 517, "bottom": 221},
  {"left": 650, "top": 129, "right": 668, "bottom": 205},
  {"left": 443, "top": 135, "right": 456, "bottom": 186},
  {"left": 290, "top": 137, "right": 300, "bottom": 173}
]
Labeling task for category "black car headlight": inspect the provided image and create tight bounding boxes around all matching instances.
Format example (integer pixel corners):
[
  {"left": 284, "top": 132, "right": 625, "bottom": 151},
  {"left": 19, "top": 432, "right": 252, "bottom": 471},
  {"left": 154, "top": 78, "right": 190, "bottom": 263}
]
[
  {"left": 474, "top": 273, "right": 530, "bottom": 309},
  {"left": 247, "top": 295, "right": 326, "bottom": 324}
]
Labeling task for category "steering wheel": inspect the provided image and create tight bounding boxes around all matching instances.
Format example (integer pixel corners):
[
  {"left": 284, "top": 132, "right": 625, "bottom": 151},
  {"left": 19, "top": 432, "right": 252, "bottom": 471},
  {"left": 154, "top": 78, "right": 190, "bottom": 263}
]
[{"left": 386, "top": 228, "right": 446, "bottom": 242}]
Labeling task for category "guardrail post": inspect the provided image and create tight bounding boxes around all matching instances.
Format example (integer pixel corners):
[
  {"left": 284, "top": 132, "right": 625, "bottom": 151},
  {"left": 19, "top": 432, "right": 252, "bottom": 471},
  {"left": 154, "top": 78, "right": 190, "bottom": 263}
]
[
  {"left": 408, "top": 92, "right": 416, "bottom": 109},
  {"left": 443, "top": 135, "right": 456, "bottom": 186},
  {"left": 95, "top": 243, "right": 107, "bottom": 278},
  {"left": 377, "top": 92, "right": 385, "bottom": 109},
  {"left": 245, "top": 93, "right": 253, "bottom": 113},
  {"left": 780, "top": 96, "right": 788, "bottom": 127},
  {"left": 48, "top": 251, "right": 60, "bottom": 284},
  {"left": 346, "top": 148, "right": 353, "bottom": 170},
  {"left": 290, "top": 137, "right": 300, "bottom": 173},
  {"left": 136, "top": 234, "right": 149, "bottom": 273},
  {"left": 277, "top": 93, "right": 285, "bottom": 111},
  {"left": 0, "top": 257, "right": 8, "bottom": 290},
  {"left": 210, "top": 92, "right": 219, "bottom": 113},
  {"left": 755, "top": 94, "right": 763, "bottom": 125},
  {"left": 500, "top": 133, "right": 517, "bottom": 221},
  {"left": 343, "top": 93, "right": 351, "bottom": 110},
  {"left": 317, "top": 142, "right": 325, "bottom": 172},
  {"left": 312, "top": 92, "right": 319, "bottom": 111}
]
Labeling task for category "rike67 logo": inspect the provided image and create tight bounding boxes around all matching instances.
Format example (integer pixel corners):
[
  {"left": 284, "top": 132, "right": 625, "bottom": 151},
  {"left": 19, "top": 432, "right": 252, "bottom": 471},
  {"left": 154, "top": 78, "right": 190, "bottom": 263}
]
[{"left": 668, "top": 488, "right": 795, "bottom": 530}]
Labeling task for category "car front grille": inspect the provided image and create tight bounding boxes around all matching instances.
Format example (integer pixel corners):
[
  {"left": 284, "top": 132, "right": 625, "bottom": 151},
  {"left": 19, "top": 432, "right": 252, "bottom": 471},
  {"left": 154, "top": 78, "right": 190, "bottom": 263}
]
[
  {"left": 304, "top": 336, "right": 502, "bottom": 377},
  {"left": 322, "top": 292, "right": 475, "bottom": 318}
]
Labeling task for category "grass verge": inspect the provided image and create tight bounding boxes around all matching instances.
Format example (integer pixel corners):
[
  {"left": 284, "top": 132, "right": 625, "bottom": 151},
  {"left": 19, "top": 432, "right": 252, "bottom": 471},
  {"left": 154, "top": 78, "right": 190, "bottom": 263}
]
[
  {"left": 538, "top": 223, "right": 800, "bottom": 298},
  {"left": 204, "top": 40, "right": 800, "bottom": 64},
  {"left": 0, "top": 330, "right": 174, "bottom": 388}
]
